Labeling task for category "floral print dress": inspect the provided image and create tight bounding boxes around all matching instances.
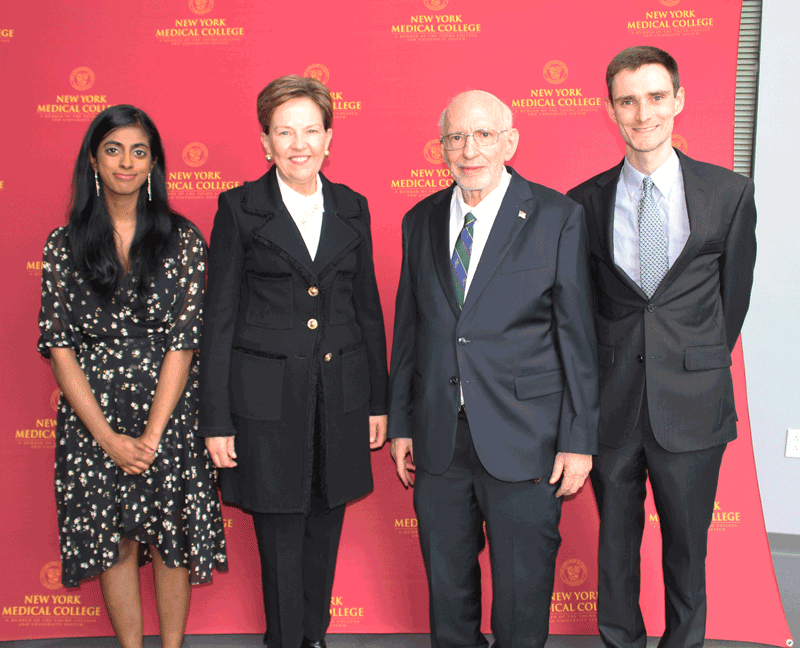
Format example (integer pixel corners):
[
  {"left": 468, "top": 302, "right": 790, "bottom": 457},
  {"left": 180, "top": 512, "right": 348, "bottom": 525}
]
[{"left": 38, "top": 225, "right": 227, "bottom": 588}]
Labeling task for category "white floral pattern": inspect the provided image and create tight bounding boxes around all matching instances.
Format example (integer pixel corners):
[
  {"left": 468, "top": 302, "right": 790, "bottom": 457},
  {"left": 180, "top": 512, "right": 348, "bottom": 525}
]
[{"left": 38, "top": 225, "right": 227, "bottom": 588}]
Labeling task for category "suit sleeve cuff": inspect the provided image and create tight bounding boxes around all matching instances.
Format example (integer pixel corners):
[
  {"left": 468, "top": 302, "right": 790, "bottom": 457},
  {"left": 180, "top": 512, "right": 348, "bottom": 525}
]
[{"left": 196, "top": 425, "right": 238, "bottom": 438}]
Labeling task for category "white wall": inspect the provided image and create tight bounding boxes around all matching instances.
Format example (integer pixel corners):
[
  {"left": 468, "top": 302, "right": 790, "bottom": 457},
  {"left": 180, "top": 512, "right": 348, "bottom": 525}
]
[{"left": 744, "top": 3, "right": 800, "bottom": 535}]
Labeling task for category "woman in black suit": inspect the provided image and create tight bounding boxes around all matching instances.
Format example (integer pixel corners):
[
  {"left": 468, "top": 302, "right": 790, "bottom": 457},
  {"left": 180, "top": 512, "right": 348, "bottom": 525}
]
[{"left": 198, "top": 75, "right": 389, "bottom": 648}]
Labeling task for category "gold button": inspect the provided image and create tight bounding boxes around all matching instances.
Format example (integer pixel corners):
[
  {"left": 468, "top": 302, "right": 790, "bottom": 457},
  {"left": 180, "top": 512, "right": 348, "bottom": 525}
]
[
  {"left": 307, "top": 319, "right": 318, "bottom": 329},
  {"left": 308, "top": 286, "right": 319, "bottom": 296},
  {"left": 324, "top": 353, "right": 332, "bottom": 362}
]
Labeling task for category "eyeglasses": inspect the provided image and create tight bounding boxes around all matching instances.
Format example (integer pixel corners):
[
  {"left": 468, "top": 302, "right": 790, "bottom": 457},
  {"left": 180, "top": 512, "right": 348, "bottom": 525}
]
[{"left": 440, "top": 129, "right": 508, "bottom": 151}]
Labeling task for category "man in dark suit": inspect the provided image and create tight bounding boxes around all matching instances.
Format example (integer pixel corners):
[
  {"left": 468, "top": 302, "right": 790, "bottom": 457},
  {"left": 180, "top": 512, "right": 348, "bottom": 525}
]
[
  {"left": 567, "top": 46, "right": 757, "bottom": 648},
  {"left": 388, "top": 90, "right": 599, "bottom": 648}
]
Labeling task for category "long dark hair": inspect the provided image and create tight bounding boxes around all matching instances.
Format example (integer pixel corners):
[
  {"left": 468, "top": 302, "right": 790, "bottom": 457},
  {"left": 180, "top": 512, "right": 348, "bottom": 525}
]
[{"left": 67, "top": 104, "right": 186, "bottom": 304}]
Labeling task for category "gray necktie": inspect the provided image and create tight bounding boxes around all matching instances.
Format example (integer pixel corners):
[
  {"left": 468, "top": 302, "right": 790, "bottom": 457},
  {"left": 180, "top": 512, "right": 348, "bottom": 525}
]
[{"left": 638, "top": 176, "right": 669, "bottom": 298}]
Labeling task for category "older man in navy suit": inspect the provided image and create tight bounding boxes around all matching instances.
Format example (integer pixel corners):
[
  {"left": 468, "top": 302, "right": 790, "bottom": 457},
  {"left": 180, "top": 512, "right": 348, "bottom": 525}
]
[
  {"left": 567, "top": 46, "right": 757, "bottom": 648},
  {"left": 388, "top": 90, "right": 599, "bottom": 648}
]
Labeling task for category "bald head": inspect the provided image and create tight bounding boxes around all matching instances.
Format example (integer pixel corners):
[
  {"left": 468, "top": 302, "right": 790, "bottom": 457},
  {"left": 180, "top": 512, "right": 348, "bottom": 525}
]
[
  {"left": 440, "top": 90, "right": 513, "bottom": 136},
  {"left": 439, "top": 90, "right": 519, "bottom": 207}
]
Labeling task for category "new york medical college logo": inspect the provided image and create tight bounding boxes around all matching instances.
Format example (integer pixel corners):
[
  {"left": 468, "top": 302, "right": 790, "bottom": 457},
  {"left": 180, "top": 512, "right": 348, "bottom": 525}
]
[
  {"left": 13, "top": 387, "right": 60, "bottom": 450},
  {"left": 650, "top": 500, "right": 742, "bottom": 531},
  {"left": 0, "top": 561, "right": 103, "bottom": 627},
  {"left": 304, "top": 63, "right": 330, "bottom": 84},
  {"left": 156, "top": 0, "right": 243, "bottom": 45},
  {"left": 559, "top": 558, "right": 588, "bottom": 587},
  {"left": 182, "top": 142, "right": 209, "bottom": 168},
  {"left": 391, "top": 139, "right": 453, "bottom": 200},
  {"left": 37, "top": 68, "right": 109, "bottom": 122},
  {"left": 329, "top": 594, "right": 365, "bottom": 627},
  {"left": 423, "top": 139, "right": 444, "bottom": 165},
  {"left": 542, "top": 61, "right": 568, "bottom": 85},
  {"left": 69, "top": 67, "right": 95, "bottom": 91},
  {"left": 513, "top": 60, "right": 601, "bottom": 117},
  {"left": 550, "top": 558, "right": 597, "bottom": 619},
  {"left": 189, "top": 0, "right": 214, "bottom": 14},
  {"left": 391, "top": 0, "right": 481, "bottom": 41},
  {"left": 168, "top": 142, "right": 240, "bottom": 200},
  {"left": 627, "top": 1, "right": 713, "bottom": 36},
  {"left": 303, "top": 64, "right": 361, "bottom": 119},
  {"left": 40, "top": 562, "right": 63, "bottom": 590}
]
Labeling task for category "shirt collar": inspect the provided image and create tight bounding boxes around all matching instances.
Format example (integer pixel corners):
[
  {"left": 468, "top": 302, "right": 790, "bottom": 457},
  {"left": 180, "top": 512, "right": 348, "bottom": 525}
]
[
  {"left": 276, "top": 172, "right": 324, "bottom": 215},
  {"left": 622, "top": 148, "right": 680, "bottom": 200}
]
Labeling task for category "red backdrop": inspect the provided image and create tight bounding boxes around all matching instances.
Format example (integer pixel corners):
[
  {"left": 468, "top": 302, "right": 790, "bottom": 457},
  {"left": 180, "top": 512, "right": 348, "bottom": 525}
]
[{"left": 0, "top": 1, "right": 792, "bottom": 646}]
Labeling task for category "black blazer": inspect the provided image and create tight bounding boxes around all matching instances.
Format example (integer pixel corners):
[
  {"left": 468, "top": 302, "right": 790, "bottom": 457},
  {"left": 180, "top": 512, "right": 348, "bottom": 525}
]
[
  {"left": 388, "top": 168, "right": 599, "bottom": 482},
  {"left": 199, "top": 167, "right": 389, "bottom": 513},
  {"left": 567, "top": 150, "right": 757, "bottom": 452}
]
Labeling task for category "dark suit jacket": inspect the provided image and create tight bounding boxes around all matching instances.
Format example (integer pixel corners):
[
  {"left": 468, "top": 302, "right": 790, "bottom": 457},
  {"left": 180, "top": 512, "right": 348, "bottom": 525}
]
[
  {"left": 388, "top": 168, "right": 599, "bottom": 482},
  {"left": 567, "top": 150, "right": 756, "bottom": 452},
  {"left": 198, "top": 167, "right": 389, "bottom": 513}
]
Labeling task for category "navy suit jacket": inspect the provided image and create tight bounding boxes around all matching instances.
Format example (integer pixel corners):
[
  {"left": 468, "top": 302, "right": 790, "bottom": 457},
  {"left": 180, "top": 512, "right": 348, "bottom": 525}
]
[
  {"left": 388, "top": 168, "right": 599, "bottom": 482},
  {"left": 567, "top": 150, "right": 757, "bottom": 452}
]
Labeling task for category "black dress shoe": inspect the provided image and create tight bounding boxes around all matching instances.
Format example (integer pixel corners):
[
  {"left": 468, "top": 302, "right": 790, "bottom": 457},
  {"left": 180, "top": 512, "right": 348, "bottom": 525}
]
[{"left": 300, "top": 638, "right": 326, "bottom": 648}]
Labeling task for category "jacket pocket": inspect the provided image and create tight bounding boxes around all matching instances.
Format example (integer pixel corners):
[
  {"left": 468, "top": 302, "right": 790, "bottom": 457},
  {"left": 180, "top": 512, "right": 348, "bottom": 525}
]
[
  {"left": 597, "top": 344, "right": 615, "bottom": 368},
  {"left": 684, "top": 344, "right": 732, "bottom": 371},
  {"left": 341, "top": 342, "right": 370, "bottom": 412},
  {"left": 498, "top": 261, "right": 548, "bottom": 274},
  {"left": 697, "top": 238, "right": 725, "bottom": 255},
  {"left": 515, "top": 369, "right": 565, "bottom": 400},
  {"left": 243, "top": 272, "right": 293, "bottom": 329},
  {"left": 229, "top": 347, "right": 285, "bottom": 420}
]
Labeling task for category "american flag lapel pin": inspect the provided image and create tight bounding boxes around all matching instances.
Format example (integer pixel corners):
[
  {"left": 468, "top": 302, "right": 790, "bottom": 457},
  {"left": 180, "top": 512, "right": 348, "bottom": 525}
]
[{"left": 518, "top": 210, "right": 527, "bottom": 219}]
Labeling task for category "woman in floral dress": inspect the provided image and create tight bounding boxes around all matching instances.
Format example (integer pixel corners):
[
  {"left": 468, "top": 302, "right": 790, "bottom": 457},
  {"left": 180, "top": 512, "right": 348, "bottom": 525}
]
[{"left": 38, "top": 104, "right": 227, "bottom": 648}]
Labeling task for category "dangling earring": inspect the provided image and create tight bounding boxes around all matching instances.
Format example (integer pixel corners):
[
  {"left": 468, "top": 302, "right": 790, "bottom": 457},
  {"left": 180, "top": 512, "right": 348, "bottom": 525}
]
[
  {"left": 147, "top": 171, "right": 152, "bottom": 201},
  {"left": 94, "top": 170, "right": 100, "bottom": 196},
  {"left": 324, "top": 150, "right": 330, "bottom": 158},
  {"left": 266, "top": 153, "right": 272, "bottom": 162}
]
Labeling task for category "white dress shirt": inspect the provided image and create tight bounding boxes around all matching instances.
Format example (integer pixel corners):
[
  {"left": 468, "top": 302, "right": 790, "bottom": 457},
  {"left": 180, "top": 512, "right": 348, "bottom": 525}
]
[
  {"left": 277, "top": 172, "right": 324, "bottom": 261},
  {"left": 448, "top": 168, "right": 512, "bottom": 298},
  {"left": 613, "top": 150, "right": 690, "bottom": 286}
]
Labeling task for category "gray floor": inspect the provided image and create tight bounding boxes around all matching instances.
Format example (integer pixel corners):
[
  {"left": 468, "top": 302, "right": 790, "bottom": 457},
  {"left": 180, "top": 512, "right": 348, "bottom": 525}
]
[
  {"left": 3, "top": 535, "right": 798, "bottom": 648},
  {"left": 771, "top": 532, "right": 800, "bottom": 645},
  {"left": 0, "top": 635, "right": 793, "bottom": 648}
]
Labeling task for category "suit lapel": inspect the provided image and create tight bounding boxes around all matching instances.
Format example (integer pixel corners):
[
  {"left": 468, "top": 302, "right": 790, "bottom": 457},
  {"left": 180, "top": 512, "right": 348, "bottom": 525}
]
[
  {"left": 249, "top": 170, "right": 360, "bottom": 281},
  {"left": 428, "top": 188, "right": 461, "bottom": 318},
  {"left": 460, "top": 172, "right": 529, "bottom": 318},
  {"left": 601, "top": 151, "right": 713, "bottom": 300},
  {"left": 655, "top": 151, "right": 711, "bottom": 288},
  {"left": 596, "top": 168, "right": 619, "bottom": 265},
  {"left": 594, "top": 161, "right": 649, "bottom": 299},
  {"left": 313, "top": 204, "right": 360, "bottom": 279},
  {"left": 243, "top": 170, "right": 316, "bottom": 282}
]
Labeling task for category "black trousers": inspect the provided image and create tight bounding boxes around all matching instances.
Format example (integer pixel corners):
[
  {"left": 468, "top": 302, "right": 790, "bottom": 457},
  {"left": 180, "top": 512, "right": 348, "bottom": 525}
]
[
  {"left": 591, "top": 395, "right": 726, "bottom": 648},
  {"left": 414, "top": 411, "right": 562, "bottom": 648},
  {"left": 251, "top": 498, "right": 346, "bottom": 648}
]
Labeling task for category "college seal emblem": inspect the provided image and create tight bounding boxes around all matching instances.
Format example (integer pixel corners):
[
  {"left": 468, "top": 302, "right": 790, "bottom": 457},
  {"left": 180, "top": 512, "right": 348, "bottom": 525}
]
[
  {"left": 182, "top": 142, "right": 209, "bottom": 168},
  {"left": 543, "top": 60, "right": 569, "bottom": 85}
]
